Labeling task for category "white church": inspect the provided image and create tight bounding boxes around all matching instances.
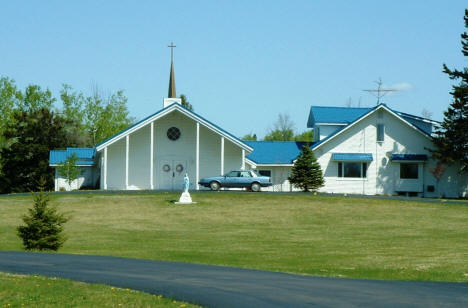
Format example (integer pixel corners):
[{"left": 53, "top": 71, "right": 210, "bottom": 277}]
[{"left": 50, "top": 58, "right": 468, "bottom": 198}]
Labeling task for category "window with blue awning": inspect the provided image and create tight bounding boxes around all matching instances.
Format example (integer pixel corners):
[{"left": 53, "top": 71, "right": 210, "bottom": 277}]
[
  {"left": 332, "top": 153, "right": 373, "bottom": 161},
  {"left": 391, "top": 154, "right": 428, "bottom": 162}
]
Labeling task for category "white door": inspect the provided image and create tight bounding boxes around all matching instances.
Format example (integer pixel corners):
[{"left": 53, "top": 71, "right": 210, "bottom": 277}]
[{"left": 158, "top": 159, "right": 187, "bottom": 190}]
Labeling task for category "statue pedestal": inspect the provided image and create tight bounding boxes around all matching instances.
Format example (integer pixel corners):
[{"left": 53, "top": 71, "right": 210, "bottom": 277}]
[{"left": 175, "top": 192, "right": 196, "bottom": 204}]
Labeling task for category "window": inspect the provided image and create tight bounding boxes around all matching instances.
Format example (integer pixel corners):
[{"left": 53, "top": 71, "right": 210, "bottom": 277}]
[
  {"left": 240, "top": 171, "right": 251, "bottom": 177},
  {"left": 337, "top": 162, "right": 367, "bottom": 178},
  {"left": 225, "top": 171, "right": 239, "bottom": 177},
  {"left": 400, "top": 163, "right": 418, "bottom": 179},
  {"left": 377, "top": 124, "right": 384, "bottom": 142},
  {"left": 258, "top": 170, "right": 271, "bottom": 177},
  {"left": 167, "top": 127, "right": 181, "bottom": 141}
]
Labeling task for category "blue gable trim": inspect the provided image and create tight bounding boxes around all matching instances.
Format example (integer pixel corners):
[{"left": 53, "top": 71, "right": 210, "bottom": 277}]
[
  {"left": 96, "top": 103, "right": 252, "bottom": 152},
  {"left": 50, "top": 148, "right": 96, "bottom": 166},
  {"left": 391, "top": 154, "right": 428, "bottom": 161},
  {"left": 332, "top": 153, "right": 373, "bottom": 161}
]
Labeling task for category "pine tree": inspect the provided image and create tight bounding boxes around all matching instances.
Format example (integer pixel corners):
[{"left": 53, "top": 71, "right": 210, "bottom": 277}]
[
  {"left": 431, "top": 9, "right": 468, "bottom": 172},
  {"left": 17, "top": 179, "right": 68, "bottom": 251},
  {"left": 289, "top": 145, "right": 324, "bottom": 192}
]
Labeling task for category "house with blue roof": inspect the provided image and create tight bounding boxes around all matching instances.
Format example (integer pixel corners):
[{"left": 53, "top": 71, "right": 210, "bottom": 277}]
[{"left": 49, "top": 59, "right": 467, "bottom": 197}]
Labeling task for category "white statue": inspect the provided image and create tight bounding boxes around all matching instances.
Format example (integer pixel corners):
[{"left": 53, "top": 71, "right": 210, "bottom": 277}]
[
  {"left": 176, "top": 173, "right": 195, "bottom": 204},
  {"left": 183, "top": 173, "right": 189, "bottom": 193}
]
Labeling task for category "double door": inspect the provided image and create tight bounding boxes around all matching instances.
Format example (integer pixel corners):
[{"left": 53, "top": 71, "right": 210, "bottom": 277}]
[{"left": 159, "top": 159, "right": 187, "bottom": 191}]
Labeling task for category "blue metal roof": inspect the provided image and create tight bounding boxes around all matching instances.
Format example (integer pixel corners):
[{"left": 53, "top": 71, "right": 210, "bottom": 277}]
[
  {"left": 307, "top": 105, "right": 435, "bottom": 136},
  {"left": 391, "top": 154, "right": 428, "bottom": 161},
  {"left": 332, "top": 153, "right": 373, "bottom": 161},
  {"left": 49, "top": 148, "right": 96, "bottom": 166},
  {"left": 245, "top": 141, "right": 313, "bottom": 164},
  {"left": 307, "top": 106, "right": 373, "bottom": 127}
]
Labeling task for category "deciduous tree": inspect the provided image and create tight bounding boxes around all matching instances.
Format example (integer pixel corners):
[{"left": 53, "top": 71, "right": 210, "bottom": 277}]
[{"left": 57, "top": 153, "right": 81, "bottom": 190}]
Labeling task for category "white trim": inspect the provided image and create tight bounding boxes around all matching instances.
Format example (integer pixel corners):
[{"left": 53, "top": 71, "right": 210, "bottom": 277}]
[
  {"left": 96, "top": 104, "right": 253, "bottom": 153},
  {"left": 244, "top": 158, "right": 294, "bottom": 167},
  {"left": 312, "top": 104, "right": 432, "bottom": 151},
  {"left": 125, "top": 135, "right": 129, "bottom": 189},
  {"left": 196, "top": 122, "right": 200, "bottom": 190},
  {"left": 221, "top": 137, "right": 224, "bottom": 175},
  {"left": 103, "top": 147, "right": 107, "bottom": 190},
  {"left": 242, "top": 149, "right": 245, "bottom": 169},
  {"left": 150, "top": 121, "right": 154, "bottom": 190},
  {"left": 49, "top": 164, "right": 94, "bottom": 167},
  {"left": 255, "top": 164, "right": 294, "bottom": 167},
  {"left": 245, "top": 158, "right": 257, "bottom": 167},
  {"left": 315, "top": 122, "right": 348, "bottom": 126}
]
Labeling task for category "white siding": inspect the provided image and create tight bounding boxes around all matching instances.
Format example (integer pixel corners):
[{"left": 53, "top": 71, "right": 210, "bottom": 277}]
[
  {"left": 107, "top": 138, "right": 126, "bottom": 189},
  {"left": 314, "top": 108, "right": 467, "bottom": 198},
  {"left": 128, "top": 125, "right": 151, "bottom": 189},
  {"left": 99, "top": 109, "right": 246, "bottom": 191},
  {"left": 317, "top": 125, "right": 344, "bottom": 140},
  {"left": 54, "top": 166, "right": 97, "bottom": 191}
]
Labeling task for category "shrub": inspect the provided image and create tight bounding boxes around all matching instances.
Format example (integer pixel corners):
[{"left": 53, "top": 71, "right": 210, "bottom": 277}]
[{"left": 17, "top": 179, "right": 68, "bottom": 251}]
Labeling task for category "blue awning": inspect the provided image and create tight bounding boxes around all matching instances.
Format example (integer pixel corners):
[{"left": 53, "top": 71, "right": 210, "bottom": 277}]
[
  {"left": 391, "top": 154, "right": 428, "bottom": 161},
  {"left": 332, "top": 153, "right": 373, "bottom": 161}
]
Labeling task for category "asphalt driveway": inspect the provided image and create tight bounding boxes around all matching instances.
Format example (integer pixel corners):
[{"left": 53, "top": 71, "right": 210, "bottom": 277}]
[{"left": 0, "top": 251, "right": 466, "bottom": 307}]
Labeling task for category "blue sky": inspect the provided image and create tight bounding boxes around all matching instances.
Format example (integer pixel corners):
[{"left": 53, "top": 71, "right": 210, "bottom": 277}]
[{"left": 1, "top": 1, "right": 467, "bottom": 138}]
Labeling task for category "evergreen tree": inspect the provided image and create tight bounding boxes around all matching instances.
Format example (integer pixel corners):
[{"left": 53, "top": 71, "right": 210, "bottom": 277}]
[
  {"left": 0, "top": 108, "right": 69, "bottom": 193},
  {"left": 57, "top": 153, "right": 80, "bottom": 190},
  {"left": 288, "top": 145, "right": 324, "bottom": 192},
  {"left": 17, "top": 178, "right": 68, "bottom": 251},
  {"left": 431, "top": 9, "right": 468, "bottom": 172}
]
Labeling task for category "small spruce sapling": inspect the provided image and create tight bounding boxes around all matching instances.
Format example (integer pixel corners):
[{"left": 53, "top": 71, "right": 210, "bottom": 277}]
[
  {"left": 17, "top": 178, "right": 68, "bottom": 251},
  {"left": 289, "top": 145, "right": 324, "bottom": 192}
]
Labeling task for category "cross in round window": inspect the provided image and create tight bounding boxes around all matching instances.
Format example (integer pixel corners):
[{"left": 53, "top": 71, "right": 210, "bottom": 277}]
[{"left": 167, "top": 127, "right": 181, "bottom": 141}]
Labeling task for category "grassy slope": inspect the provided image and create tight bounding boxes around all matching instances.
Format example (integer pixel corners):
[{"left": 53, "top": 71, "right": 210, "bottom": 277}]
[
  {"left": 0, "top": 192, "right": 467, "bottom": 282},
  {"left": 0, "top": 272, "right": 200, "bottom": 308}
]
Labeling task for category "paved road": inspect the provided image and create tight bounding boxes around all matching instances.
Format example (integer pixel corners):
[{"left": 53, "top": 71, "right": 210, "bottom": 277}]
[{"left": 0, "top": 252, "right": 466, "bottom": 307}]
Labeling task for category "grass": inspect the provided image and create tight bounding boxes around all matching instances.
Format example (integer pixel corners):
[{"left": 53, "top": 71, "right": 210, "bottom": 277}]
[
  {"left": 0, "top": 272, "right": 200, "bottom": 308},
  {"left": 0, "top": 192, "right": 467, "bottom": 282}
]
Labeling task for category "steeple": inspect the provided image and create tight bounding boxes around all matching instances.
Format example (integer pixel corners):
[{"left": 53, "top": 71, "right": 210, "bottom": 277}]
[
  {"left": 168, "top": 42, "right": 176, "bottom": 98},
  {"left": 168, "top": 60, "right": 176, "bottom": 98},
  {"left": 163, "top": 42, "right": 182, "bottom": 108}
]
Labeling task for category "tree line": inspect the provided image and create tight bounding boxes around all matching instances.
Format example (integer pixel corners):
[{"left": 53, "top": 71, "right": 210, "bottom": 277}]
[
  {"left": 0, "top": 78, "right": 135, "bottom": 193},
  {"left": 242, "top": 113, "right": 314, "bottom": 142}
]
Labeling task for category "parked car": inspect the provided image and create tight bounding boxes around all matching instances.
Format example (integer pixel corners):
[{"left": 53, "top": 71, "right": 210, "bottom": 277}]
[{"left": 198, "top": 170, "right": 272, "bottom": 192}]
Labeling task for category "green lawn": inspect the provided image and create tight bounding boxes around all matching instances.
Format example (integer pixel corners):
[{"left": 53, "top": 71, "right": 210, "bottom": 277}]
[
  {"left": 0, "top": 272, "right": 200, "bottom": 308},
  {"left": 0, "top": 192, "right": 467, "bottom": 282}
]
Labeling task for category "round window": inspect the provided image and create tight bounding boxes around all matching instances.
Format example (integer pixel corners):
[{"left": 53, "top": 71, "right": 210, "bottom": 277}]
[
  {"left": 162, "top": 164, "right": 171, "bottom": 172},
  {"left": 167, "top": 127, "right": 181, "bottom": 141},
  {"left": 175, "top": 164, "right": 184, "bottom": 173}
]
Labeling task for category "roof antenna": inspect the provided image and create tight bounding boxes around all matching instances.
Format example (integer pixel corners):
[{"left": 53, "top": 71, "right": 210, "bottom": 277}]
[{"left": 363, "top": 78, "right": 397, "bottom": 105}]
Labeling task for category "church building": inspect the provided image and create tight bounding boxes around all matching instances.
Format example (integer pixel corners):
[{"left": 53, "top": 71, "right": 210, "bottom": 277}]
[{"left": 50, "top": 55, "right": 468, "bottom": 198}]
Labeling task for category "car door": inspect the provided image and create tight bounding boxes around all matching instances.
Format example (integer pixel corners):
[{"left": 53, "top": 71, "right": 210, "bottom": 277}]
[
  {"left": 239, "top": 171, "right": 253, "bottom": 188},
  {"left": 224, "top": 171, "right": 240, "bottom": 187}
]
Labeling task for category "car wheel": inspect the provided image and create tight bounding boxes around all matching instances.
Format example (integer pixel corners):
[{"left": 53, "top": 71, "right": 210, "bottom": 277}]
[
  {"left": 210, "top": 181, "right": 220, "bottom": 191},
  {"left": 251, "top": 182, "right": 261, "bottom": 192}
]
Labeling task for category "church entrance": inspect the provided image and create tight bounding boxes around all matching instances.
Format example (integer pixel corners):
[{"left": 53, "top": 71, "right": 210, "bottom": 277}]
[{"left": 158, "top": 159, "right": 187, "bottom": 190}]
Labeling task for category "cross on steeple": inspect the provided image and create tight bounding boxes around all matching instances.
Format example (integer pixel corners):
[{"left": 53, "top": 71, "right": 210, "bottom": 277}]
[{"left": 168, "top": 42, "right": 176, "bottom": 62}]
